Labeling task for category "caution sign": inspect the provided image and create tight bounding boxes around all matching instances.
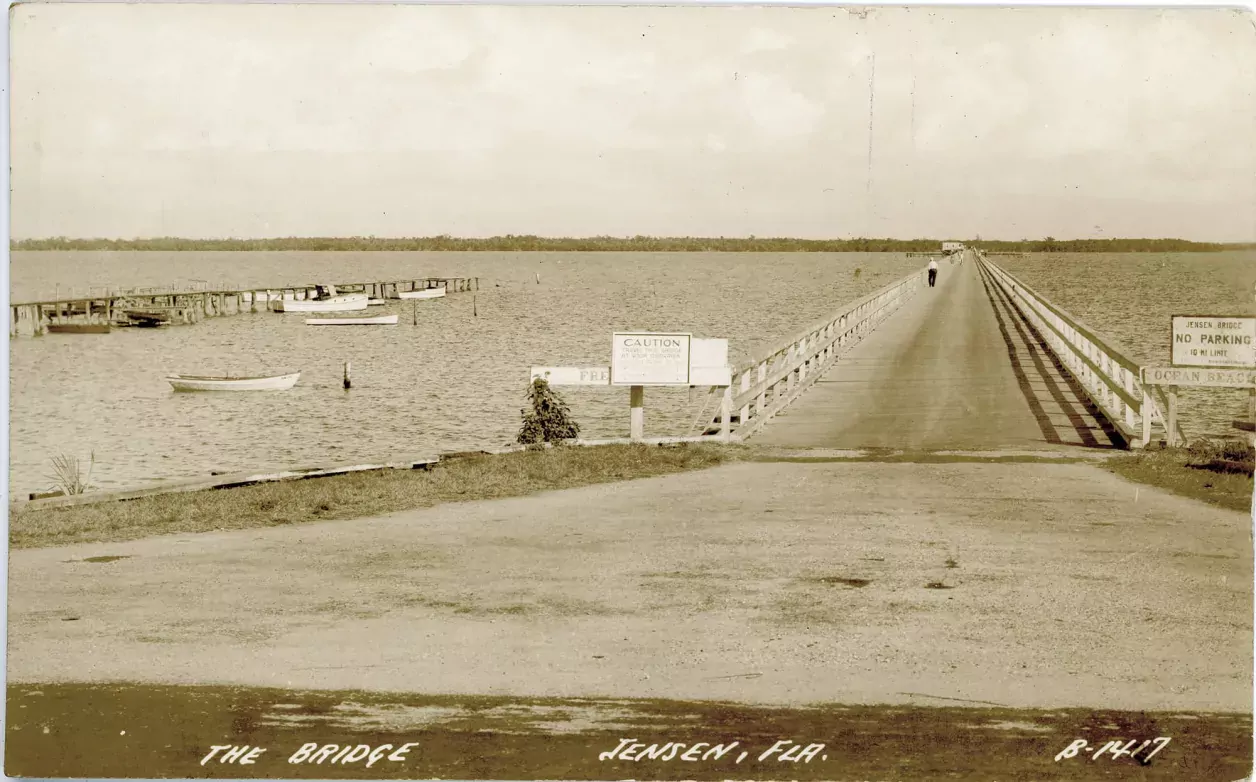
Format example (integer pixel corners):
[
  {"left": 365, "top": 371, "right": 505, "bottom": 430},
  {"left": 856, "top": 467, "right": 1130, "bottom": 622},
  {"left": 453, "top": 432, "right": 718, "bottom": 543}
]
[{"left": 611, "top": 332, "right": 692, "bottom": 386}]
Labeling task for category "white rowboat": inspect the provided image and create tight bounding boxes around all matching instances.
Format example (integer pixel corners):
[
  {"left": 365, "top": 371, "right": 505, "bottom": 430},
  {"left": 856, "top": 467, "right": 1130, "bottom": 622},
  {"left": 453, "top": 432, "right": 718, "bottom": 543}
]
[
  {"left": 305, "top": 314, "right": 399, "bottom": 326},
  {"left": 397, "top": 287, "right": 447, "bottom": 300},
  {"left": 167, "top": 372, "right": 300, "bottom": 392},
  {"left": 274, "top": 294, "right": 369, "bottom": 313}
]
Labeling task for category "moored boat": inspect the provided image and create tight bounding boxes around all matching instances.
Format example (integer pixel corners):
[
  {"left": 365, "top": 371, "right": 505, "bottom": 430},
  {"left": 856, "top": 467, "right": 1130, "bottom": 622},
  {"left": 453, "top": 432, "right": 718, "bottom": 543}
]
[
  {"left": 166, "top": 372, "right": 301, "bottom": 392},
  {"left": 47, "top": 322, "right": 111, "bottom": 334},
  {"left": 397, "top": 287, "right": 447, "bottom": 300},
  {"left": 305, "top": 314, "right": 399, "bottom": 326},
  {"left": 273, "top": 294, "right": 369, "bottom": 313},
  {"left": 124, "top": 310, "right": 172, "bottom": 328}
]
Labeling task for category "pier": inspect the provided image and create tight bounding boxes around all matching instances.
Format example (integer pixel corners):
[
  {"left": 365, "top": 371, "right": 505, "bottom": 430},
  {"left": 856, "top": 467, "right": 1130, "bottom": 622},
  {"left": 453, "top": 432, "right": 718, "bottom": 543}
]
[
  {"left": 8, "top": 276, "right": 478, "bottom": 337},
  {"left": 701, "top": 248, "right": 1199, "bottom": 449}
]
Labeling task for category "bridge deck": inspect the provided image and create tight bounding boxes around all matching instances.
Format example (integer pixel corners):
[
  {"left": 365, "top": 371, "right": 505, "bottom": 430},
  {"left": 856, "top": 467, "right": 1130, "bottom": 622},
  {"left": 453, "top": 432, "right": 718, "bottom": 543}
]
[{"left": 754, "top": 257, "right": 1118, "bottom": 451}]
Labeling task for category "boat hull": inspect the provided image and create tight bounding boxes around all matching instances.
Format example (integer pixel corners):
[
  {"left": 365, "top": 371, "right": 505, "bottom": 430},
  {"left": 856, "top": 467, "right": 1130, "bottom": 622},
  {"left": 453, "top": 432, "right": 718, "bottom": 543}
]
[
  {"left": 274, "top": 295, "right": 369, "bottom": 313},
  {"left": 397, "top": 288, "right": 447, "bottom": 300},
  {"left": 48, "top": 323, "right": 111, "bottom": 334},
  {"left": 167, "top": 372, "right": 301, "bottom": 392},
  {"left": 305, "top": 315, "right": 399, "bottom": 326}
]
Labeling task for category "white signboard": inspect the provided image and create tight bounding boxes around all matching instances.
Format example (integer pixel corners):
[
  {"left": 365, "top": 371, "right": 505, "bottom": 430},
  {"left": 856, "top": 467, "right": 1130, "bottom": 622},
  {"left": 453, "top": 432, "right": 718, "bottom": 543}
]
[
  {"left": 1171, "top": 316, "right": 1256, "bottom": 368},
  {"left": 690, "top": 338, "right": 731, "bottom": 386},
  {"left": 611, "top": 332, "right": 692, "bottom": 386},
  {"left": 530, "top": 366, "right": 610, "bottom": 386},
  {"left": 1141, "top": 366, "right": 1256, "bottom": 388}
]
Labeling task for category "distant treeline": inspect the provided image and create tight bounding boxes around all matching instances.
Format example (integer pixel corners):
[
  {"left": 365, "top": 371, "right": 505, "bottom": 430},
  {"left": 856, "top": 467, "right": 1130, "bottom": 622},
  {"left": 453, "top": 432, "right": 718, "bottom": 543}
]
[
  {"left": 11, "top": 235, "right": 1255, "bottom": 253},
  {"left": 972, "top": 237, "right": 1254, "bottom": 253}
]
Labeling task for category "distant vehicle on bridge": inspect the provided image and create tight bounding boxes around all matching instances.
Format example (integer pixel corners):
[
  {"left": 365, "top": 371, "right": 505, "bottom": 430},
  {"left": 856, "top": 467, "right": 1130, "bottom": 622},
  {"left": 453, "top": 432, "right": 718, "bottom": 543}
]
[{"left": 941, "top": 241, "right": 964, "bottom": 255}]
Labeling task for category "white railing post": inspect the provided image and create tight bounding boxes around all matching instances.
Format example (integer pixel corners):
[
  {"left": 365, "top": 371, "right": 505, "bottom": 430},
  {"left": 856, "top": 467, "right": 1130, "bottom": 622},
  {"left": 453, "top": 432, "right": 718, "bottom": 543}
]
[
  {"left": 1123, "top": 367, "right": 1137, "bottom": 432},
  {"left": 756, "top": 361, "right": 767, "bottom": 414},
  {"left": 719, "top": 386, "right": 733, "bottom": 442},
  {"left": 739, "top": 370, "right": 752, "bottom": 428}
]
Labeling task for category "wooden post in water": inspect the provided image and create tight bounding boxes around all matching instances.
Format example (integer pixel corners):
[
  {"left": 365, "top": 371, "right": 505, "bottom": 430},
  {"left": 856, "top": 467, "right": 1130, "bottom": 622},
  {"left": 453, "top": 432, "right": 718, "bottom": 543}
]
[
  {"left": 344, "top": 361, "right": 352, "bottom": 390},
  {"left": 412, "top": 301, "right": 417, "bottom": 325},
  {"left": 473, "top": 296, "right": 478, "bottom": 317},
  {"left": 629, "top": 385, "right": 645, "bottom": 441}
]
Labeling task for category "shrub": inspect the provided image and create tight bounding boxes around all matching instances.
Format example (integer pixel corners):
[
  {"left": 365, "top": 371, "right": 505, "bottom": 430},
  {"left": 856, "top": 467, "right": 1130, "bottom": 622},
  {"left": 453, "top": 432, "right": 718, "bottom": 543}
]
[
  {"left": 48, "top": 451, "right": 96, "bottom": 495},
  {"left": 1184, "top": 437, "right": 1254, "bottom": 473},
  {"left": 517, "top": 378, "right": 581, "bottom": 445}
]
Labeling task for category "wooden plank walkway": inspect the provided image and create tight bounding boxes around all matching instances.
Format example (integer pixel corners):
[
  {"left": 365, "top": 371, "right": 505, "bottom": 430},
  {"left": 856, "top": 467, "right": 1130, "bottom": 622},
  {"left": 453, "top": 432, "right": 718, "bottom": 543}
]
[{"left": 753, "top": 257, "right": 1119, "bottom": 451}]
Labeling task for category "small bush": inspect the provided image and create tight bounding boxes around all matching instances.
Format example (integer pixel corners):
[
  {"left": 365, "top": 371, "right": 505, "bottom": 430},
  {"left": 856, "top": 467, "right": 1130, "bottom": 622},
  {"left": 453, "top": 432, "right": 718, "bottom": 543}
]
[
  {"left": 47, "top": 452, "right": 95, "bottom": 495},
  {"left": 517, "top": 378, "right": 581, "bottom": 445},
  {"left": 1184, "top": 438, "right": 1254, "bottom": 471}
]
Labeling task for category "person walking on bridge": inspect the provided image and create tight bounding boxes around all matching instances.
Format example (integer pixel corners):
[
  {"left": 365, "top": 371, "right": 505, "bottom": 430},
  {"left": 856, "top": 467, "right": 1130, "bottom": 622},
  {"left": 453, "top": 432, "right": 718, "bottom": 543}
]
[{"left": 928, "top": 258, "right": 939, "bottom": 288}]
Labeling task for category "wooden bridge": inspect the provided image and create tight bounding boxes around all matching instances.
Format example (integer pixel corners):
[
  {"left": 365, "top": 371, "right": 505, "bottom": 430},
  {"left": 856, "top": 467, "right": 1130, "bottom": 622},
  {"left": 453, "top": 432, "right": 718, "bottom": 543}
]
[
  {"left": 701, "top": 248, "right": 1188, "bottom": 450},
  {"left": 9, "top": 276, "right": 478, "bottom": 337}
]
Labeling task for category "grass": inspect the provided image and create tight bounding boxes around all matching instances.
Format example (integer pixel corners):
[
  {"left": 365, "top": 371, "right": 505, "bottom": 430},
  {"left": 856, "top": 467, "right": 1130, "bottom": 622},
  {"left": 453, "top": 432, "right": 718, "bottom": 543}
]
[
  {"left": 1105, "top": 439, "right": 1254, "bottom": 513},
  {"left": 12, "top": 236, "right": 1254, "bottom": 252},
  {"left": 9, "top": 443, "right": 747, "bottom": 550}
]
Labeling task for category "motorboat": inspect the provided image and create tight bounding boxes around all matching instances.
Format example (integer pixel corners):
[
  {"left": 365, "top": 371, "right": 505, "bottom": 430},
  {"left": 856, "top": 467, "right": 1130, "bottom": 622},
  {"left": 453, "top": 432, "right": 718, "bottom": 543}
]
[{"left": 397, "top": 287, "right": 447, "bottom": 300}]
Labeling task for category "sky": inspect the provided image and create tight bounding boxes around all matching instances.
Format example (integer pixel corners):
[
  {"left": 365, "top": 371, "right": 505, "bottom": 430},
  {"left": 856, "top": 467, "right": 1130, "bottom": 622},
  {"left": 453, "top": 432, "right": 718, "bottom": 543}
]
[{"left": 9, "top": 3, "right": 1256, "bottom": 241}]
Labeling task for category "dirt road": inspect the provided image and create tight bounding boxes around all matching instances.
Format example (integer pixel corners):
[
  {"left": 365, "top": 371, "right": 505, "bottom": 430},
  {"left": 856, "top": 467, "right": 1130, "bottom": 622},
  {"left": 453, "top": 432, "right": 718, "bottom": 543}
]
[{"left": 8, "top": 460, "right": 1250, "bottom": 713}]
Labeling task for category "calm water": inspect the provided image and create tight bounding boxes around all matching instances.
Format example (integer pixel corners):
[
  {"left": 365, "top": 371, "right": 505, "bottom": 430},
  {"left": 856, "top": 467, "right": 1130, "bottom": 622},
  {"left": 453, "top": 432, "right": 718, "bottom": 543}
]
[
  {"left": 9, "top": 251, "right": 919, "bottom": 497},
  {"left": 9, "top": 251, "right": 1254, "bottom": 497},
  {"left": 996, "top": 251, "right": 1256, "bottom": 441}
]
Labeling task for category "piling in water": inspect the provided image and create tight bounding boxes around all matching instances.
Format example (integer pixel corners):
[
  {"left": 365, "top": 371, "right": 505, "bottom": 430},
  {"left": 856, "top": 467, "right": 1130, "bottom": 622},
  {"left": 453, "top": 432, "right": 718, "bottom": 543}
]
[{"left": 343, "top": 361, "right": 351, "bottom": 390}]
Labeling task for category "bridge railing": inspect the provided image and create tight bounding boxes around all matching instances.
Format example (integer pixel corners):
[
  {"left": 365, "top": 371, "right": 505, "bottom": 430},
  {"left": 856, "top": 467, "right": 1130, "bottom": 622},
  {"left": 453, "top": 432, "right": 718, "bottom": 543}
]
[
  {"left": 978, "top": 254, "right": 1184, "bottom": 448},
  {"left": 716, "top": 263, "right": 930, "bottom": 440}
]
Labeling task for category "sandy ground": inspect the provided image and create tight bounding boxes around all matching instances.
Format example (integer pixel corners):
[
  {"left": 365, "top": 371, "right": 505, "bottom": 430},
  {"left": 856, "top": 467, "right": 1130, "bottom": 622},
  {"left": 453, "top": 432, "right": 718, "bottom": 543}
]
[{"left": 8, "top": 459, "right": 1252, "bottom": 713}]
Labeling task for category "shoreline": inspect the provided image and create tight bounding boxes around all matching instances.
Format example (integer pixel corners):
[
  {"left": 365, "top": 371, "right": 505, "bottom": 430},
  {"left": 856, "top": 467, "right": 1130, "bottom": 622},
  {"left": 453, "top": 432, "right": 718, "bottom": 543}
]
[
  {"left": 13, "top": 237, "right": 1255, "bottom": 252},
  {"left": 10, "top": 442, "right": 1250, "bottom": 551}
]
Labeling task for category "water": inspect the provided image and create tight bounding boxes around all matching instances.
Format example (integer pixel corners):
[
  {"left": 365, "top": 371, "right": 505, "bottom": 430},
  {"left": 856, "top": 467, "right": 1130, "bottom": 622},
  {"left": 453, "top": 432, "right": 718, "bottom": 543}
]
[
  {"left": 10, "top": 251, "right": 1254, "bottom": 497},
  {"left": 995, "top": 251, "right": 1256, "bottom": 440},
  {"left": 9, "top": 251, "right": 918, "bottom": 497}
]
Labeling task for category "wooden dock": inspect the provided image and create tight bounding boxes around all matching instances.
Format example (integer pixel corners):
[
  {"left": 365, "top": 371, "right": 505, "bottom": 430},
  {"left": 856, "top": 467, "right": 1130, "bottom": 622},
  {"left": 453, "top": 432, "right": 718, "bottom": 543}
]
[{"left": 9, "top": 277, "right": 478, "bottom": 337}]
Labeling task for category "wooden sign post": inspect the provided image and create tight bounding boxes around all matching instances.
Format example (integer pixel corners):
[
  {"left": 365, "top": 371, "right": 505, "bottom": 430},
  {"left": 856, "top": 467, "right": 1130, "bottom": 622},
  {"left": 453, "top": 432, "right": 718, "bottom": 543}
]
[
  {"left": 1141, "top": 318, "right": 1256, "bottom": 446},
  {"left": 529, "top": 333, "right": 732, "bottom": 442}
]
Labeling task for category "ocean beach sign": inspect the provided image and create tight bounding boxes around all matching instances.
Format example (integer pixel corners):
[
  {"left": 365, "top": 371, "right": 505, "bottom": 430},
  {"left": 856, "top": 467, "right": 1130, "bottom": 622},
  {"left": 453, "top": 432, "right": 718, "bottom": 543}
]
[{"left": 1170, "top": 316, "right": 1255, "bottom": 369}]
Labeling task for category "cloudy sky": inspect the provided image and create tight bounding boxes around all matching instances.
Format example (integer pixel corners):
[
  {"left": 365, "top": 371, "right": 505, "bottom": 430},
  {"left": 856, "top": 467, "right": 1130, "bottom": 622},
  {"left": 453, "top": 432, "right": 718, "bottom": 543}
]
[{"left": 9, "top": 3, "right": 1256, "bottom": 241}]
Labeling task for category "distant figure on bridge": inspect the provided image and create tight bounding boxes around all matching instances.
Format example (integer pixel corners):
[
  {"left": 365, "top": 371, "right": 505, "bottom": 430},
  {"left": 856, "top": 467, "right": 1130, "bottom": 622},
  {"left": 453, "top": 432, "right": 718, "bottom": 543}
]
[{"left": 928, "top": 259, "right": 939, "bottom": 288}]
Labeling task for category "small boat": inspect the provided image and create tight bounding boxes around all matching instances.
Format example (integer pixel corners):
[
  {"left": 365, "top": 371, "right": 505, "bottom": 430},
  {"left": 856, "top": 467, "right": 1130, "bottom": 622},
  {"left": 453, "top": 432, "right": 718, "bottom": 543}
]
[
  {"left": 273, "top": 294, "right": 369, "bottom": 313},
  {"left": 167, "top": 372, "right": 300, "bottom": 392},
  {"left": 48, "top": 322, "right": 111, "bottom": 334},
  {"left": 398, "top": 287, "right": 447, "bottom": 300},
  {"left": 305, "top": 314, "right": 399, "bottom": 326},
  {"left": 124, "top": 310, "right": 172, "bottom": 328},
  {"left": 367, "top": 299, "right": 387, "bottom": 306}
]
